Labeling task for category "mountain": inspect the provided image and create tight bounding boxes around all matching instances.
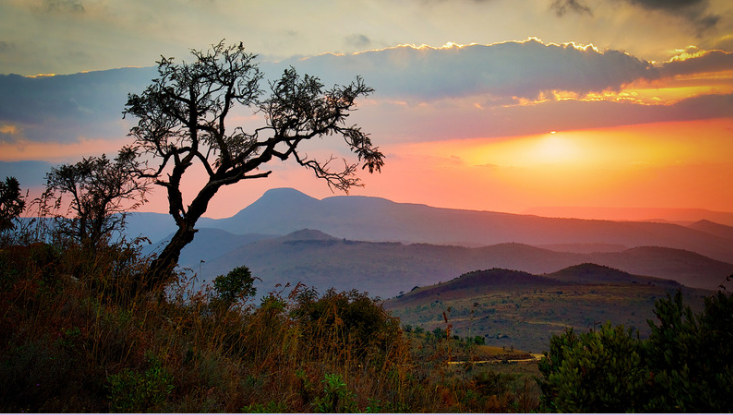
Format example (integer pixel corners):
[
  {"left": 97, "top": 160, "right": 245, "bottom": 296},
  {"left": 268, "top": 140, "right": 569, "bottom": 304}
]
[
  {"left": 688, "top": 220, "right": 733, "bottom": 241},
  {"left": 195, "top": 229, "right": 733, "bottom": 298},
  {"left": 145, "top": 228, "right": 276, "bottom": 268},
  {"left": 123, "top": 212, "right": 177, "bottom": 243},
  {"left": 523, "top": 206, "right": 733, "bottom": 226},
  {"left": 194, "top": 188, "right": 733, "bottom": 264}
]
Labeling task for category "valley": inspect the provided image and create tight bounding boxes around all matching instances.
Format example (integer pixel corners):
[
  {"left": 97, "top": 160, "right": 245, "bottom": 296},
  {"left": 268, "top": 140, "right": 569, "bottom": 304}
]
[{"left": 131, "top": 188, "right": 732, "bottom": 352}]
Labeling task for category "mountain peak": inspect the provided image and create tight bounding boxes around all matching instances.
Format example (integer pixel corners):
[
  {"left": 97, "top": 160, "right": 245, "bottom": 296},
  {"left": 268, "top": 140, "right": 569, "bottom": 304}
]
[
  {"left": 280, "top": 229, "right": 337, "bottom": 241},
  {"left": 230, "top": 188, "right": 319, "bottom": 218},
  {"left": 259, "top": 187, "right": 318, "bottom": 203}
]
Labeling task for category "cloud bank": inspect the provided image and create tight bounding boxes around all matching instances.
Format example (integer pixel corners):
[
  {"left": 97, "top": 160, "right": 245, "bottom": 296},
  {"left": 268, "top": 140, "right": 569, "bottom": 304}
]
[
  {"left": 1, "top": 39, "right": 730, "bottom": 155},
  {"left": 274, "top": 40, "right": 658, "bottom": 102}
]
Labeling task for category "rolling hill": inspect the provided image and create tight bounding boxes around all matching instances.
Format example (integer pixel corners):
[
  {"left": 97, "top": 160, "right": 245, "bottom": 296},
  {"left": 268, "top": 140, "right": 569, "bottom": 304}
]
[
  {"left": 382, "top": 265, "right": 711, "bottom": 353},
  {"left": 192, "top": 229, "right": 733, "bottom": 299}
]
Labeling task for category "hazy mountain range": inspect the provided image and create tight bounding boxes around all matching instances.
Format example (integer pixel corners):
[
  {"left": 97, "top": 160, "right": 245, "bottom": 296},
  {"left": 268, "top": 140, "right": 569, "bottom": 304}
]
[{"left": 127, "top": 188, "right": 733, "bottom": 298}]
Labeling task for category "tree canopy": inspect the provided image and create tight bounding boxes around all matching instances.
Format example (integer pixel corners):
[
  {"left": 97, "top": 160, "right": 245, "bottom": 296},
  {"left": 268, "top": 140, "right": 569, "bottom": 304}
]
[
  {"left": 0, "top": 176, "right": 25, "bottom": 234},
  {"left": 124, "top": 41, "right": 383, "bottom": 288},
  {"left": 43, "top": 147, "right": 149, "bottom": 250}
]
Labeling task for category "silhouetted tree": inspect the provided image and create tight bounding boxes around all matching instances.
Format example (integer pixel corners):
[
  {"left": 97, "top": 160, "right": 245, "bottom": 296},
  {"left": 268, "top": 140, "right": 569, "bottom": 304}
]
[
  {"left": 0, "top": 176, "right": 25, "bottom": 234},
  {"left": 124, "top": 40, "right": 384, "bottom": 289},
  {"left": 43, "top": 146, "right": 149, "bottom": 251}
]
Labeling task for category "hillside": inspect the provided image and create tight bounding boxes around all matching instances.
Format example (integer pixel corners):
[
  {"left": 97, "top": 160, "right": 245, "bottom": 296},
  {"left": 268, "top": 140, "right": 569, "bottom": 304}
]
[
  {"left": 199, "top": 188, "right": 733, "bottom": 264},
  {"left": 127, "top": 188, "right": 733, "bottom": 266},
  {"left": 688, "top": 220, "right": 733, "bottom": 241},
  {"left": 143, "top": 228, "right": 276, "bottom": 268},
  {"left": 195, "top": 229, "right": 733, "bottom": 298},
  {"left": 383, "top": 266, "right": 711, "bottom": 353}
]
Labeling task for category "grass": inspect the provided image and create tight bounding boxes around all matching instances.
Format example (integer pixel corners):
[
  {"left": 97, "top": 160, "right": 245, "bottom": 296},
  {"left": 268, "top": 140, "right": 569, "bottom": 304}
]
[
  {"left": 385, "top": 270, "right": 711, "bottom": 353},
  {"left": 0, "top": 240, "right": 541, "bottom": 412}
]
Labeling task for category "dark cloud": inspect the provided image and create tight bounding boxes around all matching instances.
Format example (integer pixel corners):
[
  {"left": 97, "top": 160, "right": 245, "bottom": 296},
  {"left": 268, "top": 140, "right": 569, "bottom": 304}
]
[
  {"left": 1, "top": 41, "right": 729, "bottom": 152},
  {"left": 274, "top": 40, "right": 657, "bottom": 101},
  {"left": 626, "top": 0, "right": 706, "bottom": 11},
  {"left": 0, "top": 67, "right": 156, "bottom": 143},
  {"left": 0, "top": 41, "right": 16, "bottom": 52},
  {"left": 659, "top": 50, "right": 733, "bottom": 77},
  {"left": 550, "top": 0, "right": 593, "bottom": 17},
  {"left": 43, "top": 0, "right": 85, "bottom": 13},
  {"left": 624, "top": 0, "right": 720, "bottom": 36},
  {"left": 345, "top": 34, "right": 372, "bottom": 49}
]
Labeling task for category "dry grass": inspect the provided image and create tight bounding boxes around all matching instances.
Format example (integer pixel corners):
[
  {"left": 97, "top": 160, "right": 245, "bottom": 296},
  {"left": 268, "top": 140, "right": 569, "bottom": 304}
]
[{"left": 0, "top": 240, "right": 538, "bottom": 412}]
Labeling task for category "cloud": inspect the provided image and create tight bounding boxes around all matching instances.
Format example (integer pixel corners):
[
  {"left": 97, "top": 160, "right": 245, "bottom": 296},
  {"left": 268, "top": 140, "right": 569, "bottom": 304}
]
[
  {"left": 1, "top": 39, "right": 729, "bottom": 158},
  {"left": 623, "top": 0, "right": 721, "bottom": 35},
  {"left": 42, "top": 0, "right": 85, "bottom": 13},
  {"left": 550, "top": 0, "right": 593, "bottom": 17},
  {"left": 345, "top": 34, "right": 372, "bottom": 49},
  {"left": 660, "top": 50, "right": 733, "bottom": 77},
  {"left": 274, "top": 40, "right": 658, "bottom": 101},
  {"left": 0, "top": 67, "right": 157, "bottom": 144},
  {"left": 358, "top": 91, "right": 733, "bottom": 143}
]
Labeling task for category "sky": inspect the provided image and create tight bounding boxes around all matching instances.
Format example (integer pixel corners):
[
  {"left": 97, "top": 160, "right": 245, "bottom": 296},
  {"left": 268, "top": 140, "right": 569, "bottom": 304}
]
[{"left": 1, "top": 0, "right": 732, "bottom": 219}]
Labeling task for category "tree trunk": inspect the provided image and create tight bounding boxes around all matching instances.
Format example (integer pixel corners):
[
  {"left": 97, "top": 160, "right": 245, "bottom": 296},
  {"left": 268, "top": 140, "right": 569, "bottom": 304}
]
[
  {"left": 144, "top": 220, "right": 197, "bottom": 291},
  {"left": 143, "top": 181, "right": 220, "bottom": 292}
]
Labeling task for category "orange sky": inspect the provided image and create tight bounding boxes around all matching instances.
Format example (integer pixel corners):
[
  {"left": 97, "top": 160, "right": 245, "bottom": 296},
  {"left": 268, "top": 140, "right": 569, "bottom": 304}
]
[
  {"left": 126, "top": 117, "right": 732, "bottom": 219},
  {"left": 2, "top": 1, "right": 732, "bottom": 220}
]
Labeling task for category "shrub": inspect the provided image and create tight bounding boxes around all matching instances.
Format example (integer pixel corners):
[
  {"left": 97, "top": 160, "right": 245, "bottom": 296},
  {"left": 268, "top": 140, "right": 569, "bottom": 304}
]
[
  {"left": 538, "top": 323, "right": 647, "bottom": 412},
  {"left": 210, "top": 265, "right": 257, "bottom": 311},
  {"left": 539, "top": 289, "right": 733, "bottom": 412},
  {"left": 107, "top": 353, "right": 174, "bottom": 412}
]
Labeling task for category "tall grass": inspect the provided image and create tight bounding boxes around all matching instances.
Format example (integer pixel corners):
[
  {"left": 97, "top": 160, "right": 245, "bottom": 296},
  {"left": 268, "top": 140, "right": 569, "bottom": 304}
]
[{"left": 0, "top": 235, "right": 539, "bottom": 412}]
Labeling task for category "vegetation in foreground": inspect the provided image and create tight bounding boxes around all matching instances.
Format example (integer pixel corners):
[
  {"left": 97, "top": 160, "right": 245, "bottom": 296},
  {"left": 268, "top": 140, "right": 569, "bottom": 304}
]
[{"left": 0, "top": 239, "right": 541, "bottom": 412}]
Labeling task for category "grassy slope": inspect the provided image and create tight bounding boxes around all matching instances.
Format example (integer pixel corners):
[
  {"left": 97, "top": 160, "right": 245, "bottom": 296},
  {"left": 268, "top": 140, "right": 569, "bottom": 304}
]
[{"left": 383, "top": 265, "right": 712, "bottom": 353}]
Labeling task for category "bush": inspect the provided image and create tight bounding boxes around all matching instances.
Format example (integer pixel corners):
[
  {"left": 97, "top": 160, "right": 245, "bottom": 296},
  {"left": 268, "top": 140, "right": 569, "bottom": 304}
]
[
  {"left": 538, "top": 324, "right": 647, "bottom": 412},
  {"left": 107, "top": 353, "right": 174, "bottom": 412},
  {"left": 643, "top": 289, "right": 733, "bottom": 412},
  {"left": 210, "top": 265, "right": 257, "bottom": 311},
  {"left": 539, "top": 289, "right": 733, "bottom": 412}
]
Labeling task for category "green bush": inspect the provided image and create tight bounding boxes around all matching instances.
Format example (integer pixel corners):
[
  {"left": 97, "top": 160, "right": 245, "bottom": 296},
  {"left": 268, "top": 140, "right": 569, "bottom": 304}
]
[
  {"left": 312, "top": 373, "right": 358, "bottom": 413},
  {"left": 210, "top": 265, "right": 257, "bottom": 311},
  {"left": 539, "top": 289, "right": 733, "bottom": 412},
  {"left": 643, "top": 289, "right": 733, "bottom": 412},
  {"left": 538, "top": 323, "right": 647, "bottom": 412},
  {"left": 107, "top": 353, "right": 174, "bottom": 412}
]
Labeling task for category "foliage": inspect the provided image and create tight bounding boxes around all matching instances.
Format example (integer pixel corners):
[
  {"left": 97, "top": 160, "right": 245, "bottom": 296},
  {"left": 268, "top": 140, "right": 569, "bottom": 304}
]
[
  {"left": 538, "top": 324, "right": 648, "bottom": 412},
  {"left": 0, "top": 239, "right": 540, "bottom": 413},
  {"left": 291, "top": 288, "right": 402, "bottom": 362},
  {"left": 312, "top": 373, "right": 358, "bottom": 413},
  {"left": 539, "top": 289, "right": 733, "bottom": 412},
  {"left": 123, "top": 40, "right": 384, "bottom": 288},
  {"left": 42, "top": 147, "right": 148, "bottom": 251},
  {"left": 0, "top": 176, "right": 25, "bottom": 235},
  {"left": 107, "top": 353, "right": 175, "bottom": 412},
  {"left": 643, "top": 289, "right": 733, "bottom": 412},
  {"left": 209, "top": 265, "right": 257, "bottom": 311}
]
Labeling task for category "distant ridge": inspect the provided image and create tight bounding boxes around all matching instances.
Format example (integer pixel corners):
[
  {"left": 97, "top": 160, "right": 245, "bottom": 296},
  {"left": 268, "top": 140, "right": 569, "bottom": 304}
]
[
  {"left": 688, "top": 220, "right": 733, "bottom": 241},
  {"left": 189, "top": 188, "right": 733, "bottom": 264},
  {"left": 523, "top": 206, "right": 733, "bottom": 226},
  {"left": 196, "top": 229, "right": 733, "bottom": 298}
]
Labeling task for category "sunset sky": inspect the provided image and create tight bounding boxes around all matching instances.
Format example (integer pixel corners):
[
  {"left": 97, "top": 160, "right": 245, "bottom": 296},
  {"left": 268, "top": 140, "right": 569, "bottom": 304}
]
[{"left": 1, "top": 0, "right": 732, "bottom": 219}]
